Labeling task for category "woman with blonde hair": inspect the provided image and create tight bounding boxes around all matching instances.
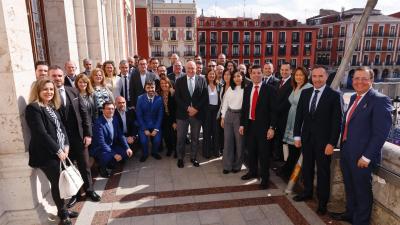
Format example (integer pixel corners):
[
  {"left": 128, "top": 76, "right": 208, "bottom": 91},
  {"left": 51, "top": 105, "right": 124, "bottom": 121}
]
[
  {"left": 90, "top": 68, "right": 114, "bottom": 117},
  {"left": 26, "top": 79, "right": 77, "bottom": 225},
  {"left": 75, "top": 74, "right": 96, "bottom": 121}
]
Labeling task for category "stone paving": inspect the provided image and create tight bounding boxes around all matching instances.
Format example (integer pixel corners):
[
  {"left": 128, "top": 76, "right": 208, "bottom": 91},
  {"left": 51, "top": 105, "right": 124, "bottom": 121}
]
[{"left": 57, "top": 153, "right": 350, "bottom": 225}]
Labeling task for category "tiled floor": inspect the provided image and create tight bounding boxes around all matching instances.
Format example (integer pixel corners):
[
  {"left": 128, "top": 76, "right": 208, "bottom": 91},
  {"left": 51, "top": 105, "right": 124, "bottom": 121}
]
[{"left": 61, "top": 152, "right": 346, "bottom": 225}]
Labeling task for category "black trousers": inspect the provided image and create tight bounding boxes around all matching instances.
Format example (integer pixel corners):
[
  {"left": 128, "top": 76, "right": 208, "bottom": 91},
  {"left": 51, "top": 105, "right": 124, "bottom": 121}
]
[
  {"left": 68, "top": 133, "right": 93, "bottom": 192},
  {"left": 162, "top": 119, "right": 177, "bottom": 155},
  {"left": 302, "top": 138, "right": 331, "bottom": 207},
  {"left": 40, "top": 160, "right": 65, "bottom": 213},
  {"left": 202, "top": 105, "right": 219, "bottom": 158},
  {"left": 246, "top": 121, "right": 271, "bottom": 181},
  {"left": 281, "top": 144, "right": 301, "bottom": 177}
]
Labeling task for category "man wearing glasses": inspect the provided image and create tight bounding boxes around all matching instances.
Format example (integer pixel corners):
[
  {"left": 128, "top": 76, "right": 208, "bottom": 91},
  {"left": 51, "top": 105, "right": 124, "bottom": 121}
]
[{"left": 208, "top": 61, "right": 217, "bottom": 71}]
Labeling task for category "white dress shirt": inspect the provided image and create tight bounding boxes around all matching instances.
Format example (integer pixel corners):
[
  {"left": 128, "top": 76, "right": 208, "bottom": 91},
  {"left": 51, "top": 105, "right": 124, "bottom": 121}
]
[
  {"left": 187, "top": 75, "right": 195, "bottom": 93},
  {"left": 140, "top": 73, "right": 146, "bottom": 88},
  {"left": 59, "top": 86, "right": 66, "bottom": 106},
  {"left": 221, "top": 86, "right": 243, "bottom": 118},
  {"left": 208, "top": 85, "right": 219, "bottom": 105}
]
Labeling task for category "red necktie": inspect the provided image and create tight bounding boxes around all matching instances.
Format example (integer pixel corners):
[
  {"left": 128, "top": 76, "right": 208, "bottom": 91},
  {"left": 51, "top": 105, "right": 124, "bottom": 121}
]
[
  {"left": 279, "top": 80, "right": 284, "bottom": 88},
  {"left": 342, "top": 95, "right": 361, "bottom": 142},
  {"left": 250, "top": 85, "right": 259, "bottom": 120}
]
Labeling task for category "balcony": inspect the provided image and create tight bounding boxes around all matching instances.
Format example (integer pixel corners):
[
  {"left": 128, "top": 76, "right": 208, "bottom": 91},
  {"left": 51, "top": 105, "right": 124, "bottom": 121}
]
[
  {"left": 292, "top": 39, "right": 299, "bottom": 43},
  {"left": 184, "top": 51, "right": 195, "bottom": 57},
  {"left": 291, "top": 51, "right": 299, "bottom": 56},
  {"left": 374, "top": 61, "right": 381, "bottom": 65},
  {"left": 222, "top": 39, "right": 228, "bottom": 44},
  {"left": 327, "top": 34, "right": 333, "bottom": 38},
  {"left": 385, "top": 61, "right": 393, "bottom": 66},
  {"left": 254, "top": 39, "right": 261, "bottom": 44},
  {"left": 378, "top": 32, "right": 384, "bottom": 37},
  {"left": 365, "top": 32, "right": 372, "bottom": 37},
  {"left": 210, "top": 39, "right": 217, "bottom": 44},
  {"left": 304, "top": 38, "right": 312, "bottom": 43},
  {"left": 154, "top": 23, "right": 160, "bottom": 27},
  {"left": 390, "top": 33, "right": 396, "bottom": 37},
  {"left": 266, "top": 39, "right": 273, "bottom": 44},
  {"left": 278, "top": 51, "right": 286, "bottom": 57},
  {"left": 151, "top": 52, "right": 164, "bottom": 57},
  {"left": 232, "top": 39, "right": 240, "bottom": 44},
  {"left": 210, "top": 52, "right": 218, "bottom": 58},
  {"left": 279, "top": 39, "right": 286, "bottom": 44},
  {"left": 337, "top": 47, "right": 344, "bottom": 51},
  {"left": 339, "top": 33, "right": 345, "bottom": 37},
  {"left": 243, "top": 38, "right": 250, "bottom": 44},
  {"left": 254, "top": 52, "right": 261, "bottom": 57},
  {"left": 199, "top": 39, "right": 206, "bottom": 44},
  {"left": 168, "top": 51, "right": 179, "bottom": 57},
  {"left": 243, "top": 52, "right": 251, "bottom": 57},
  {"left": 186, "top": 23, "right": 192, "bottom": 27},
  {"left": 232, "top": 52, "right": 240, "bottom": 57},
  {"left": 303, "top": 50, "right": 311, "bottom": 56}
]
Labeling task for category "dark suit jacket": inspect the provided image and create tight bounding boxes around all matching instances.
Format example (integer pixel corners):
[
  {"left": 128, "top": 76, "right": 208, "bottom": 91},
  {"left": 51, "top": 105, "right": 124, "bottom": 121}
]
[
  {"left": 175, "top": 75, "right": 209, "bottom": 121},
  {"left": 64, "top": 75, "right": 75, "bottom": 87},
  {"left": 240, "top": 82, "right": 277, "bottom": 134},
  {"left": 162, "top": 92, "right": 177, "bottom": 125},
  {"left": 129, "top": 70, "right": 158, "bottom": 107},
  {"left": 167, "top": 72, "right": 185, "bottom": 88},
  {"left": 90, "top": 116, "right": 129, "bottom": 157},
  {"left": 114, "top": 108, "right": 137, "bottom": 137},
  {"left": 26, "top": 102, "right": 69, "bottom": 167},
  {"left": 59, "top": 86, "right": 92, "bottom": 140},
  {"left": 294, "top": 86, "right": 342, "bottom": 148},
  {"left": 341, "top": 89, "right": 393, "bottom": 166},
  {"left": 264, "top": 75, "right": 280, "bottom": 87},
  {"left": 275, "top": 77, "right": 293, "bottom": 134},
  {"left": 136, "top": 94, "right": 164, "bottom": 131}
]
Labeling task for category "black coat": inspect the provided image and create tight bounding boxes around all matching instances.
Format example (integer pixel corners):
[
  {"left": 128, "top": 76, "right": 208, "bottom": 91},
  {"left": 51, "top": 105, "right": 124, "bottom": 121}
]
[
  {"left": 174, "top": 75, "right": 208, "bottom": 121},
  {"left": 162, "top": 92, "right": 177, "bottom": 126},
  {"left": 240, "top": 82, "right": 277, "bottom": 135},
  {"left": 26, "top": 102, "right": 69, "bottom": 167},
  {"left": 129, "top": 70, "right": 158, "bottom": 107},
  {"left": 114, "top": 108, "right": 138, "bottom": 137},
  {"left": 274, "top": 78, "right": 293, "bottom": 134},
  {"left": 294, "top": 86, "right": 342, "bottom": 147}
]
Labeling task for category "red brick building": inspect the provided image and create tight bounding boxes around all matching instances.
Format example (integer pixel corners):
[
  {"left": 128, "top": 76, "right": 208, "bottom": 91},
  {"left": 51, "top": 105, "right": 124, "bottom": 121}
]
[
  {"left": 196, "top": 13, "right": 318, "bottom": 68},
  {"left": 307, "top": 8, "right": 400, "bottom": 81}
]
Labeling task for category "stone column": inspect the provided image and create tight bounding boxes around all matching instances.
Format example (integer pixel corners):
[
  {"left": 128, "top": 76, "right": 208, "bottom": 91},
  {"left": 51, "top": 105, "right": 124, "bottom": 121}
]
[
  {"left": 130, "top": 0, "right": 138, "bottom": 55},
  {"left": 73, "top": 0, "right": 89, "bottom": 71},
  {"left": 112, "top": 0, "right": 121, "bottom": 64},
  {"left": 43, "top": 0, "right": 80, "bottom": 68},
  {"left": 105, "top": 1, "right": 115, "bottom": 61},
  {"left": 0, "top": 0, "right": 51, "bottom": 224},
  {"left": 116, "top": 0, "right": 127, "bottom": 61}
]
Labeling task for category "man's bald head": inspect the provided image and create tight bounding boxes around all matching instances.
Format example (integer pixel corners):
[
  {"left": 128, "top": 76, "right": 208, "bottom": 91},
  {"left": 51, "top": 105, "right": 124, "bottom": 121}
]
[{"left": 186, "top": 61, "right": 196, "bottom": 77}]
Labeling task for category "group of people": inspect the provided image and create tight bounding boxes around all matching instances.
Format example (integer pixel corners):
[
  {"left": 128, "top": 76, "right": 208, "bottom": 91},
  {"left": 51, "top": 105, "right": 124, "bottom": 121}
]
[{"left": 26, "top": 52, "right": 393, "bottom": 225}]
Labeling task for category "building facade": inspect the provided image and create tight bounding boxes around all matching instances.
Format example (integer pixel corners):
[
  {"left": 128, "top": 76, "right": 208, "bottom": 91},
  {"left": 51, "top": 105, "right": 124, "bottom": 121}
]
[
  {"left": 0, "top": 0, "right": 138, "bottom": 224},
  {"left": 197, "top": 13, "right": 318, "bottom": 68},
  {"left": 307, "top": 8, "right": 400, "bottom": 84},
  {"left": 149, "top": 0, "right": 197, "bottom": 66}
]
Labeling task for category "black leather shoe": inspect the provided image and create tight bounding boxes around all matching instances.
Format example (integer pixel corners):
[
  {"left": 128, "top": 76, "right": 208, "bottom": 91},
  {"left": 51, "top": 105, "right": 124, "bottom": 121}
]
[
  {"left": 316, "top": 206, "right": 327, "bottom": 215},
  {"left": 139, "top": 155, "right": 148, "bottom": 162},
  {"left": 99, "top": 167, "right": 110, "bottom": 178},
  {"left": 66, "top": 195, "right": 77, "bottom": 208},
  {"left": 177, "top": 159, "right": 184, "bottom": 168},
  {"left": 86, "top": 191, "right": 101, "bottom": 202},
  {"left": 293, "top": 194, "right": 312, "bottom": 202},
  {"left": 61, "top": 218, "right": 72, "bottom": 225},
  {"left": 330, "top": 212, "right": 352, "bottom": 223},
  {"left": 232, "top": 169, "right": 240, "bottom": 173},
  {"left": 223, "top": 170, "right": 230, "bottom": 174},
  {"left": 259, "top": 179, "right": 269, "bottom": 189},
  {"left": 68, "top": 210, "right": 79, "bottom": 218},
  {"left": 190, "top": 159, "right": 200, "bottom": 167},
  {"left": 241, "top": 173, "right": 257, "bottom": 180},
  {"left": 151, "top": 153, "right": 162, "bottom": 160},
  {"left": 166, "top": 151, "right": 172, "bottom": 157}
]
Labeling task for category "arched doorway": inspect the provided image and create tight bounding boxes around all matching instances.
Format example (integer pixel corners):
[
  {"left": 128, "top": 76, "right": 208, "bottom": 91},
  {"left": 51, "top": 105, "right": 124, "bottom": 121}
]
[{"left": 347, "top": 69, "right": 355, "bottom": 89}]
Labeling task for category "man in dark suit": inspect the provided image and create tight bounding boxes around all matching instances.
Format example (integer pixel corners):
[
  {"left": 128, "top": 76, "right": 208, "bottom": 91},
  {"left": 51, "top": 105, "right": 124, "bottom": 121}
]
[
  {"left": 175, "top": 61, "right": 208, "bottom": 168},
  {"left": 129, "top": 57, "right": 158, "bottom": 108},
  {"left": 114, "top": 96, "right": 137, "bottom": 148},
  {"left": 136, "top": 81, "right": 164, "bottom": 162},
  {"left": 331, "top": 67, "right": 392, "bottom": 224},
  {"left": 90, "top": 102, "right": 133, "bottom": 177},
  {"left": 262, "top": 62, "right": 280, "bottom": 87},
  {"left": 293, "top": 65, "right": 342, "bottom": 215},
  {"left": 64, "top": 60, "right": 77, "bottom": 87},
  {"left": 49, "top": 65, "right": 101, "bottom": 207},
  {"left": 239, "top": 64, "right": 277, "bottom": 189},
  {"left": 273, "top": 63, "right": 293, "bottom": 162}
]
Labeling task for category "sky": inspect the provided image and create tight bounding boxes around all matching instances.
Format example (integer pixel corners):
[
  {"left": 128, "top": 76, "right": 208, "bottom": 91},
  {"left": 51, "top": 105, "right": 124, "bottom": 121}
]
[{"left": 178, "top": 0, "right": 398, "bottom": 23}]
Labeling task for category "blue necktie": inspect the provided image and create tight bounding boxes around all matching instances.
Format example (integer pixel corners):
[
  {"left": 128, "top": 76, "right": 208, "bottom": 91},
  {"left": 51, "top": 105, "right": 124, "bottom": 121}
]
[{"left": 310, "top": 90, "right": 320, "bottom": 114}]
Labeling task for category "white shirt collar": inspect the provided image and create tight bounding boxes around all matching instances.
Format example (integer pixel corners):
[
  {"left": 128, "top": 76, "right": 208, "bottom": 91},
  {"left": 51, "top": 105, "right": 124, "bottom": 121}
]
[
  {"left": 104, "top": 115, "right": 113, "bottom": 123},
  {"left": 187, "top": 75, "right": 195, "bottom": 80},
  {"left": 314, "top": 84, "right": 326, "bottom": 93}
]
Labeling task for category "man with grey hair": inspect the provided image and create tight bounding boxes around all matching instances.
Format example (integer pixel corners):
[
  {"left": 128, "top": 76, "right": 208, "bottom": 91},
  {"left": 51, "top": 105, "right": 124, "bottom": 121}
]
[
  {"left": 127, "top": 56, "right": 136, "bottom": 74},
  {"left": 167, "top": 60, "right": 185, "bottom": 87},
  {"left": 64, "top": 60, "right": 78, "bottom": 87},
  {"left": 82, "top": 58, "right": 92, "bottom": 76},
  {"left": 175, "top": 61, "right": 208, "bottom": 168},
  {"left": 114, "top": 60, "right": 132, "bottom": 107},
  {"left": 167, "top": 53, "right": 180, "bottom": 74}
]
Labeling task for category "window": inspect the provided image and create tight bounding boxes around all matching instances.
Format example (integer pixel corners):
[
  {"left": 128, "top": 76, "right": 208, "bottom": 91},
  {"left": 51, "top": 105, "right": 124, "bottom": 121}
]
[
  {"left": 222, "top": 45, "right": 229, "bottom": 55},
  {"left": 363, "top": 55, "right": 369, "bottom": 65},
  {"left": 233, "top": 59, "right": 239, "bottom": 65},
  {"left": 254, "top": 32, "right": 261, "bottom": 43},
  {"left": 232, "top": 45, "right": 239, "bottom": 56},
  {"left": 255, "top": 20, "right": 259, "bottom": 26},
  {"left": 198, "top": 32, "right": 206, "bottom": 43},
  {"left": 210, "top": 20, "right": 215, "bottom": 26},
  {"left": 318, "top": 28, "right": 323, "bottom": 38},
  {"left": 278, "top": 45, "right": 286, "bottom": 56},
  {"left": 303, "top": 59, "right": 310, "bottom": 68},
  {"left": 266, "top": 32, "right": 273, "bottom": 43},
  {"left": 154, "top": 30, "right": 160, "bottom": 40},
  {"left": 291, "top": 45, "right": 299, "bottom": 56},
  {"left": 199, "top": 20, "right": 204, "bottom": 26},
  {"left": 278, "top": 59, "right": 285, "bottom": 66},
  {"left": 186, "top": 16, "right": 192, "bottom": 27},
  {"left": 378, "top": 26, "right": 384, "bottom": 36},
  {"left": 233, "top": 32, "right": 240, "bottom": 43},
  {"left": 340, "top": 26, "right": 345, "bottom": 36},
  {"left": 365, "top": 40, "right": 371, "bottom": 50},
  {"left": 366, "top": 26, "right": 372, "bottom": 36},
  {"left": 170, "top": 30, "right": 177, "bottom": 40},
  {"left": 154, "top": 16, "right": 160, "bottom": 27},
  {"left": 244, "top": 21, "right": 248, "bottom": 27},
  {"left": 304, "top": 45, "right": 311, "bottom": 56},
  {"left": 327, "top": 40, "right": 332, "bottom": 49},
  {"left": 388, "top": 40, "right": 394, "bottom": 50},
  {"left": 254, "top": 45, "right": 261, "bottom": 56},
  {"left": 328, "top": 27, "right": 333, "bottom": 37},
  {"left": 210, "top": 32, "right": 217, "bottom": 43},
  {"left": 292, "top": 32, "right": 299, "bottom": 43},
  {"left": 279, "top": 32, "right": 286, "bottom": 43},
  {"left": 199, "top": 45, "right": 206, "bottom": 57},
  {"left": 351, "top": 55, "right": 357, "bottom": 66},
  {"left": 290, "top": 59, "right": 297, "bottom": 67},
  {"left": 26, "top": 0, "right": 49, "bottom": 62},
  {"left": 317, "top": 41, "right": 322, "bottom": 49},
  {"left": 244, "top": 45, "right": 250, "bottom": 56},
  {"left": 265, "top": 45, "right": 273, "bottom": 56},
  {"left": 338, "top": 40, "right": 344, "bottom": 50},
  {"left": 386, "top": 55, "right": 392, "bottom": 65},
  {"left": 170, "top": 16, "right": 176, "bottom": 27},
  {"left": 222, "top": 32, "right": 229, "bottom": 43},
  {"left": 243, "top": 59, "right": 250, "bottom": 65},
  {"left": 304, "top": 32, "right": 312, "bottom": 43},
  {"left": 184, "top": 45, "right": 194, "bottom": 56},
  {"left": 254, "top": 59, "right": 260, "bottom": 65},
  {"left": 390, "top": 26, "right": 396, "bottom": 36},
  {"left": 211, "top": 45, "right": 217, "bottom": 57},
  {"left": 244, "top": 32, "right": 251, "bottom": 43},
  {"left": 374, "top": 55, "right": 380, "bottom": 64}
]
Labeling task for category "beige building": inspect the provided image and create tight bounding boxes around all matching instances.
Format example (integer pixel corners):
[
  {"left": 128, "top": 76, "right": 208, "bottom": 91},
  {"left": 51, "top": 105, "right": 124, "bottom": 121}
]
[
  {"left": 149, "top": 0, "right": 197, "bottom": 65},
  {"left": 0, "top": 0, "right": 138, "bottom": 224}
]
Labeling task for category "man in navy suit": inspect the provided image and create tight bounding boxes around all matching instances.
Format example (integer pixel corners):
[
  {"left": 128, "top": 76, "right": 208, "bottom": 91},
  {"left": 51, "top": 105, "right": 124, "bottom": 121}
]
[
  {"left": 90, "top": 102, "right": 133, "bottom": 177},
  {"left": 293, "top": 65, "right": 342, "bottom": 215},
  {"left": 331, "top": 67, "right": 392, "bottom": 224},
  {"left": 136, "top": 81, "right": 164, "bottom": 162}
]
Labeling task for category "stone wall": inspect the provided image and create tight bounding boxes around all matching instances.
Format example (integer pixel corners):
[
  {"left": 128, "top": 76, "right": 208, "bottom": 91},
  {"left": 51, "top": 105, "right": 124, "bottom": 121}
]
[{"left": 330, "top": 143, "right": 400, "bottom": 224}]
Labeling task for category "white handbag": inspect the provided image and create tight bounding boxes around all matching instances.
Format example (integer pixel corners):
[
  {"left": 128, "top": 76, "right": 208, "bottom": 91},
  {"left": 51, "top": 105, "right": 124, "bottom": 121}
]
[{"left": 59, "top": 157, "right": 84, "bottom": 199}]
